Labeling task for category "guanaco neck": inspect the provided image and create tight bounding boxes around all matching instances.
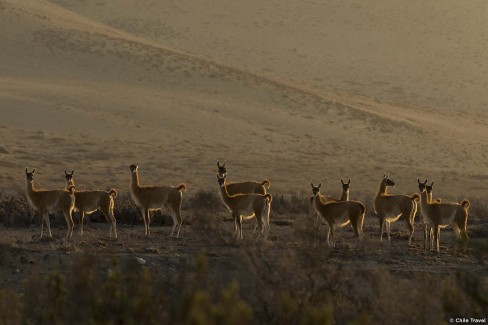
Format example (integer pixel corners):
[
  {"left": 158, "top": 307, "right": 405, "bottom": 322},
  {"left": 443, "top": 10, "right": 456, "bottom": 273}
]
[
  {"left": 340, "top": 189, "right": 349, "bottom": 201},
  {"left": 313, "top": 192, "right": 326, "bottom": 210},
  {"left": 130, "top": 171, "right": 141, "bottom": 193},
  {"left": 219, "top": 182, "right": 233, "bottom": 206},
  {"left": 66, "top": 179, "right": 75, "bottom": 190},
  {"left": 377, "top": 181, "right": 388, "bottom": 196},
  {"left": 25, "top": 180, "right": 41, "bottom": 207},
  {"left": 420, "top": 190, "right": 430, "bottom": 208},
  {"left": 26, "top": 180, "right": 35, "bottom": 196}
]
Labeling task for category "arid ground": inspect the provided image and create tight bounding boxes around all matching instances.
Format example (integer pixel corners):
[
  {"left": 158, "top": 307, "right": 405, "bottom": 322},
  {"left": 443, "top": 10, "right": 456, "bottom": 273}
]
[
  {"left": 0, "top": 193, "right": 486, "bottom": 323},
  {"left": 0, "top": 0, "right": 487, "bottom": 323}
]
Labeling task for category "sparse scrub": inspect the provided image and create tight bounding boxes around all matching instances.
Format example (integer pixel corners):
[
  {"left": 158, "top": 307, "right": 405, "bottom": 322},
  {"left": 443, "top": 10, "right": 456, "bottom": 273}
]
[
  {"left": 271, "top": 193, "right": 310, "bottom": 216},
  {"left": 184, "top": 188, "right": 223, "bottom": 213},
  {"left": 113, "top": 192, "right": 145, "bottom": 224},
  {"left": 183, "top": 189, "right": 226, "bottom": 236},
  {"left": 0, "top": 194, "right": 33, "bottom": 226},
  {"left": 466, "top": 197, "right": 488, "bottom": 223},
  {"left": 0, "top": 190, "right": 323, "bottom": 229},
  {"left": 442, "top": 271, "right": 488, "bottom": 319},
  {"left": 0, "top": 254, "right": 254, "bottom": 324},
  {"left": 0, "top": 185, "right": 486, "bottom": 323}
]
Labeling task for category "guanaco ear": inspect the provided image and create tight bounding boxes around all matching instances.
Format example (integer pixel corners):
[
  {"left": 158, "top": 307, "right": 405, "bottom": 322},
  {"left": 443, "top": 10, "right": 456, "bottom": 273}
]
[
  {"left": 318, "top": 182, "right": 322, "bottom": 188},
  {"left": 217, "top": 161, "right": 221, "bottom": 168},
  {"left": 25, "top": 168, "right": 28, "bottom": 174},
  {"left": 71, "top": 170, "right": 74, "bottom": 176},
  {"left": 417, "top": 178, "right": 421, "bottom": 184},
  {"left": 65, "top": 169, "right": 68, "bottom": 175},
  {"left": 341, "top": 179, "right": 344, "bottom": 185},
  {"left": 347, "top": 179, "right": 351, "bottom": 184},
  {"left": 311, "top": 182, "right": 314, "bottom": 188},
  {"left": 31, "top": 169, "right": 35, "bottom": 174},
  {"left": 430, "top": 182, "right": 434, "bottom": 186},
  {"left": 222, "top": 161, "right": 226, "bottom": 167},
  {"left": 424, "top": 178, "right": 427, "bottom": 184}
]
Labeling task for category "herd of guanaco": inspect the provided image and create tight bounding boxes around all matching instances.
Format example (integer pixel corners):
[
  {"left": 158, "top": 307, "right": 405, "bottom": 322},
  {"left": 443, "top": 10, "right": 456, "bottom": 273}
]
[{"left": 23, "top": 162, "right": 470, "bottom": 253}]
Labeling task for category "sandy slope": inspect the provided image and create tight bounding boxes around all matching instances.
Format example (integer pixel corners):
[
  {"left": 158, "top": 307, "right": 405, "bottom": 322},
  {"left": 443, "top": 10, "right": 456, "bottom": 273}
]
[
  {"left": 49, "top": 0, "right": 488, "bottom": 113},
  {"left": 0, "top": 0, "right": 487, "bottom": 200}
]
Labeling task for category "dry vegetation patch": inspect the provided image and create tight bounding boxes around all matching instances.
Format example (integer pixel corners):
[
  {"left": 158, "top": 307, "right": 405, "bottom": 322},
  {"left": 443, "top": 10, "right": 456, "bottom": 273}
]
[{"left": 0, "top": 191, "right": 486, "bottom": 323}]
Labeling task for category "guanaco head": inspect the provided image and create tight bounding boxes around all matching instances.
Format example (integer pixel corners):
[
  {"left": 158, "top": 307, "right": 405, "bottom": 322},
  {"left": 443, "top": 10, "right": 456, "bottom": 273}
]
[
  {"left": 217, "top": 161, "right": 227, "bottom": 177},
  {"left": 25, "top": 168, "right": 35, "bottom": 182},
  {"left": 382, "top": 174, "right": 395, "bottom": 187},
  {"left": 217, "top": 173, "right": 226, "bottom": 187},
  {"left": 417, "top": 178, "right": 428, "bottom": 193},
  {"left": 129, "top": 164, "right": 138, "bottom": 173},
  {"left": 64, "top": 169, "right": 74, "bottom": 183},
  {"left": 341, "top": 179, "right": 350, "bottom": 192},
  {"left": 310, "top": 182, "right": 322, "bottom": 197},
  {"left": 426, "top": 181, "right": 434, "bottom": 196}
]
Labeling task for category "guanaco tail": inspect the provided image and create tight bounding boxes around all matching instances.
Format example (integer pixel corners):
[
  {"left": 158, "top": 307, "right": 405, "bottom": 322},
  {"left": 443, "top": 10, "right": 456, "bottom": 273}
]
[
  {"left": 64, "top": 170, "right": 117, "bottom": 238},
  {"left": 373, "top": 174, "right": 420, "bottom": 246},
  {"left": 217, "top": 173, "right": 272, "bottom": 240},
  {"left": 311, "top": 182, "right": 365, "bottom": 247},
  {"left": 25, "top": 168, "right": 75, "bottom": 241},
  {"left": 129, "top": 164, "right": 187, "bottom": 237}
]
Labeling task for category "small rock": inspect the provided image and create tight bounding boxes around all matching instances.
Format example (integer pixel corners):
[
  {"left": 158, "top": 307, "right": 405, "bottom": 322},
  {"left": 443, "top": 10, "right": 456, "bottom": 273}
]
[{"left": 135, "top": 257, "right": 146, "bottom": 265}]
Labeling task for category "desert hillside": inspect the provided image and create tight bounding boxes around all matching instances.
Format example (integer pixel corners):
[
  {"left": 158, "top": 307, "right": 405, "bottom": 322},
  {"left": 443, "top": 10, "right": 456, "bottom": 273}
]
[{"left": 1, "top": 0, "right": 487, "bottom": 199}]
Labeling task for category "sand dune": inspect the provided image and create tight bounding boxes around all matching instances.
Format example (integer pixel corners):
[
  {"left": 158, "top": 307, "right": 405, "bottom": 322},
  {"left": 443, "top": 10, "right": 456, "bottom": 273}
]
[{"left": 0, "top": 0, "right": 487, "bottom": 199}]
